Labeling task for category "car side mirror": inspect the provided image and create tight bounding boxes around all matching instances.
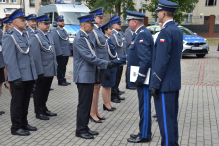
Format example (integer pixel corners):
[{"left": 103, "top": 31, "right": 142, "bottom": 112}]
[
  {"left": 194, "top": 33, "right": 197, "bottom": 35},
  {"left": 53, "top": 21, "right": 57, "bottom": 27}
]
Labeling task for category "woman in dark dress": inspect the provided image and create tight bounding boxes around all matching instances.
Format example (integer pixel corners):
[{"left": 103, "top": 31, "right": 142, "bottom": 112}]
[{"left": 101, "top": 21, "right": 117, "bottom": 111}]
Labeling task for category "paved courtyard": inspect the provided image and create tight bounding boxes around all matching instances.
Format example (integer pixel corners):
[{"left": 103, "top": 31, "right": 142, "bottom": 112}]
[{"left": 1, "top": 46, "right": 219, "bottom": 146}]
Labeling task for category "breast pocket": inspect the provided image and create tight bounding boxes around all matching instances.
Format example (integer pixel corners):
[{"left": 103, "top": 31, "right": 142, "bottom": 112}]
[{"left": 18, "top": 43, "right": 28, "bottom": 49}]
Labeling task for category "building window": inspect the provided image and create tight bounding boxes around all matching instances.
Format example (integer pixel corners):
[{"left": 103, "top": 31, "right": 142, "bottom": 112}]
[
  {"left": 139, "top": 9, "right": 145, "bottom": 14},
  {"left": 30, "top": 0, "right": 35, "bottom": 6},
  {"left": 9, "top": 0, "right": 17, "bottom": 2},
  {"left": 0, "top": 0, "right": 6, "bottom": 3},
  {"left": 41, "top": 0, "right": 50, "bottom": 5},
  {"left": 205, "top": 0, "right": 217, "bottom": 6}
]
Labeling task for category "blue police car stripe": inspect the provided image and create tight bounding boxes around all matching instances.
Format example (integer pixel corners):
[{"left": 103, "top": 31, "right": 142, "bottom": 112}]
[{"left": 162, "top": 93, "right": 168, "bottom": 146}]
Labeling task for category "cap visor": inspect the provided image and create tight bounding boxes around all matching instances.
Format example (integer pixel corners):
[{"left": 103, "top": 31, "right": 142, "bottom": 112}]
[
  {"left": 97, "top": 14, "right": 105, "bottom": 17},
  {"left": 91, "top": 21, "right": 98, "bottom": 24}
]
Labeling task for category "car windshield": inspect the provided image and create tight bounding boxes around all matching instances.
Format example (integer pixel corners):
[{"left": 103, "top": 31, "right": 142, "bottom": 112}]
[
  {"left": 179, "top": 27, "right": 194, "bottom": 35},
  {"left": 59, "top": 12, "right": 89, "bottom": 25}
]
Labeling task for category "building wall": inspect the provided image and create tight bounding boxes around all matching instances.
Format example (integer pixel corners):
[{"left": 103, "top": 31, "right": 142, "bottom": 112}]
[
  {"left": 0, "top": 0, "right": 22, "bottom": 18},
  {"left": 25, "top": 0, "right": 35, "bottom": 15}
]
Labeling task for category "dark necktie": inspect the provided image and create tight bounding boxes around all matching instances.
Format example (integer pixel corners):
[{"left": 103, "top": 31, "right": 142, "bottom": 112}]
[
  {"left": 132, "top": 33, "right": 136, "bottom": 40},
  {"left": 45, "top": 35, "right": 49, "bottom": 41}
]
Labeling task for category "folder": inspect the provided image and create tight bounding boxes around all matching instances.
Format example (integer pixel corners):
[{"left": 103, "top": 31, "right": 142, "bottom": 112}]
[{"left": 130, "top": 66, "right": 150, "bottom": 85}]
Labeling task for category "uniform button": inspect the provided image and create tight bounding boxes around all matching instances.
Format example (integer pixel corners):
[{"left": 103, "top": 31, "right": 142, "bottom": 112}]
[{"left": 157, "top": 84, "right": 159, "bottom": 86}]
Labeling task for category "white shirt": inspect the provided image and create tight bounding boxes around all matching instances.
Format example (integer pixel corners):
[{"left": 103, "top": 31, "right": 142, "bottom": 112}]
[
  {"left": 14, "top": 27, "right": 23, "bottom": 36},
  {"left": 162, "top": 19, "right": 173, "bottom": 29},
  {"left": 135, "top": 25, "right": 144, "bottom": 34},
  {"left": 154, "top": 32, "right": 160, "bottom": 43},
  {"left": 105, "top": 35, "right": 110, "bottom": 39},
  {"left": 80, "top": 29, "right": 88, "bottom": 37}
]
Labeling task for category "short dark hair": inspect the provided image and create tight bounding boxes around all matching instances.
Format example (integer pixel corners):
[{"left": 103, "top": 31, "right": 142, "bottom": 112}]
[
  {"left": 165, "top": 11, "right": 175, "bottom": 18},
  {"left": 137, "top": 19, "right": 144, "bottom": 24}
]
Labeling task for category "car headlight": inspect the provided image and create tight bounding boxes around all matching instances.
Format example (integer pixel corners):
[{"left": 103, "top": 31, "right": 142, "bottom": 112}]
[
  {"left": 205, "top": 39, "right": 208, "bottom": 44},
  {"left": 68, "top": 33, "right": 76, "bottom": 38}
]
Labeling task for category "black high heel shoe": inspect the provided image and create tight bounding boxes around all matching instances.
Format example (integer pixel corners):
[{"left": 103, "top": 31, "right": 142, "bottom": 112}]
[
  {"left": 4, "top": 83, "right": 8, "bottom": 89},
  {"left": 97, "top": 116, "right": 106, "bottom": 120},
  {"left": 103, "top": 104, "right": 114, "bottom": 111},
  {"left": 111, "top": 107, "right": 116, "bottom": 110},
  {"left": 89, "top": 116, "right": 102, "bottom": 123}
]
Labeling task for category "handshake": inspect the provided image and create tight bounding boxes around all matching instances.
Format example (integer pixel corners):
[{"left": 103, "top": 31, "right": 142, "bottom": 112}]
[{"left": 107, "top": 61, "right": 116, "bottom": 69}]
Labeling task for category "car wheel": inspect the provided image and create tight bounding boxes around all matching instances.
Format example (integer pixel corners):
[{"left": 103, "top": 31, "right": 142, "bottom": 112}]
[{"left": 196, "top": 54, "right": 205, "bottom": 58}]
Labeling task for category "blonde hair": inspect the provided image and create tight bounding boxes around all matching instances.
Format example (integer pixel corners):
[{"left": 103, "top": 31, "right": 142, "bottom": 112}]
[{"left": 3, "top": 24, "right": 9, "bottom": 35}]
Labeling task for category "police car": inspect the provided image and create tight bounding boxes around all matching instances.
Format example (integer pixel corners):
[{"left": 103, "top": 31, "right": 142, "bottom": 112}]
[
  {"left": 38, "top": 1, "right": 90, "bottom": 50},
  {"left": 147, "top": 25, "right": 209, "bottom": 58}
]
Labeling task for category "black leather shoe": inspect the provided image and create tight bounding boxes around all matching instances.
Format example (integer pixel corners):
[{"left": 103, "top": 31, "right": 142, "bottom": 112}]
[
  {"left": 111, "top": 98, "right": 121, "bottom": 103},
  {"left": 44, "top": 111, "right": 57, "bottom": 117},
  {"left": 50, "top": 88, "right": 54, "bottom": 91},
  {"left": 152, "top": 114, "right": 157, "bottom": 118},
  {"left": 36, "top": 114, "right": 50, "bottom": 120},
  {"left": 58, "top": 82, "right": 68, "bottom": 86},
  {"left": 126, "top": 87, "right": 137, "bottom": 90},
  {"left": 127, "top": 137, "right": 151, "bottom": 143},
  {"left": 23, "top": 125, "right": 37, "bottom": 131},
  {"left": 103, "top": 104, "right": 114, "bottom": 111},
  {"left": 65, "top": 81, "right": 71, "bottom": 85},
  {"left": 89, "top": 116, "right": 102, "bottom": 123},
  {"left": 118, "top": 90, "right": 125, "bottom": 95},
  {"left": 12, "top": 129, "right": 30, "bottom": 136},
  {"left": 97, "top": 116, "right": 106, "bottom": 120},
  {"left": 0, "top": 111, "right": 5, "bottom": 114},
  {"left": 87, "top": 130, "right": 99, "bottom": 135},
  {"left": 75, "top": 132, "right": 94, "bottom": 139},
  {"left": 130, "top": 134, "right": 138, "bottom": 139},
  {"left": 117, "top": 96, "right": 125, "bottom": 100}
]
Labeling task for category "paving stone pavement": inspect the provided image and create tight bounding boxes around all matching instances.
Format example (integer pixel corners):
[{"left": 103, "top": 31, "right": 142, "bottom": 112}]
[{"left": 1, "top": 46, "right": 219, "bottom": 146}]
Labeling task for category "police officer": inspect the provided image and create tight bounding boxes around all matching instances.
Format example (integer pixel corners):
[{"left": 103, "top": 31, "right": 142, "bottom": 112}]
[
  {"left": 25, "top": 14, "right": 37, "bottom": 39},
  {"left": 149, "top": 0, "right": 182, "bottom": 145},
  {"left": 73, "top": 14, "right": 114, "bottom": 139},
  {"left": 1, "top": 17, "right": 8, "bottom": 31},
  {"left": 52, "top": 15, "right": 72, "bottom": 86},
  {"left": 29, "top": 14, "right": 57, "bottom": 120},
  {"left": 88, "top": 7, "right": 109, "bottom": 122},
  {"left": 124, "top": 27, "right": 137, "bottom": 90},
  {"left": 110, "top": 16, "right": 126, "bottom": 103},
  {"left": 111, "top": 10, "right": 154, "bottom": 143},
  {"left": 2, "top": 8, "right": 38, "bottom": 136}
]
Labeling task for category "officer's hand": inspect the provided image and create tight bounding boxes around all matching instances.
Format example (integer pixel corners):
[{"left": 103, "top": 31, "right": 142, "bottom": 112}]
[
  {"left": 135, "top": 80, "right": 143, "bottom": 86},
  {"left": 105, "top": 73, "right": 110, "bottom": 79},
  {"left": 38, "top": 73, "right": 44, "bottom": 81},
  {"left": 107, "top": 61, "right": 116, "bottom": 69},
  {"left": 14, "top": 78, "right": 22, "bottom": 89},
  {"left": 150, "top": 88, "right": 159, "bottom": 99},
  {"left": 57, "top": 55, "right": 63, "bottom": 59}
]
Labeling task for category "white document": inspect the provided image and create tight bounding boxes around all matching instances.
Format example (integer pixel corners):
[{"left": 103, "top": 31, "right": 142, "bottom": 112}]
[{"left": 130, "top": 66, "right": 150, "bottom": 85}]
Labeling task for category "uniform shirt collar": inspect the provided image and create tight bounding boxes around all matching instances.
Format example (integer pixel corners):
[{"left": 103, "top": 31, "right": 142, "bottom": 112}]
[
  {"left": 58, "top": 26, "right": 64, "bottom": 30},
  {"left": 94, "top": 24, "right": 99, "bottom": 29},
  {"left": 14, "top": 27, "right": 23, "bottom": 35},
  {"left": 80, "top": 29, "right": 88, "bottom": 37},
  {"left": 162, "top": 19, "right": 173, "bottom": 28},
  {"left": 38, "top": 28, "right": 47, "bottom": 35},
  {"left": 105, "top": 35, "right": 110, "bottom": 39},
  {"left": 113, "top": 29, "right": 119, "bottom": 34},
  {"left": 135, "top": 25, "right": 144, "bottom": 34},
  {"left": 29, "top": 27, "right": 36, "bottom": 32}
]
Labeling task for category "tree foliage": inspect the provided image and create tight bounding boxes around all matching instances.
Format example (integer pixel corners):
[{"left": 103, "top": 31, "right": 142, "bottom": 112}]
[
  {"left": 142, "top": 0, "right": 199, "bottom": 24},
  {"left": 79, "top": 0, "right": 136, "bottom": 18}
]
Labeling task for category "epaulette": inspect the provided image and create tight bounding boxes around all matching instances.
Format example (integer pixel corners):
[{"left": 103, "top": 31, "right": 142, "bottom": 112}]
[{"left": 7, "top": 30, "right": 13, "bottom": 34}]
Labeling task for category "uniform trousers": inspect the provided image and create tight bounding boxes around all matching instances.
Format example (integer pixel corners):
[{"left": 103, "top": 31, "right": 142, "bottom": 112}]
[
  {"left": 33, "top": 77, "right": 53, "bottom": 114},
  {"left": 10, "top": 81, "right": 33, "bottom": 133},
  {"left": 137, "top": 85, "right": 152, "bottom": 139},
  {"left": 154, "top": 91, "right": 179, "bottom": 146},
  {"left": 111, "top": 66, "right": 123, "bottom": 99},
  {"left": 57, "top": 56, "right": 69, "bottom": 83},
  {"left": 76, "top": 83, "right": 94, "bottom": 134}
]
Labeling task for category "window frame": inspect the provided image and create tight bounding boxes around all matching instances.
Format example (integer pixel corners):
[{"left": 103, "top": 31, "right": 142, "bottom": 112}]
[
  {"left": 29, "top": 0, "right": 35, "bottom": 6},
  {"left": 205, "top": 0, "right": 217, "bottom": 6},
  {"left": 0, "top": 0, "right": 6, "bottom": 3}
]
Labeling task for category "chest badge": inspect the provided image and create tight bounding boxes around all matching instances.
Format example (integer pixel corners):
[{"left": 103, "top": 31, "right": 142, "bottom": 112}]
[
  {"left": 139, "top": 40, "right": 143, "bottom": 43},
  {"left": 160, "top": 39, "right": 165, "bottom": 42},
  {"left": 131, "top": 41, "right": 134, "bottom": 44}
]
